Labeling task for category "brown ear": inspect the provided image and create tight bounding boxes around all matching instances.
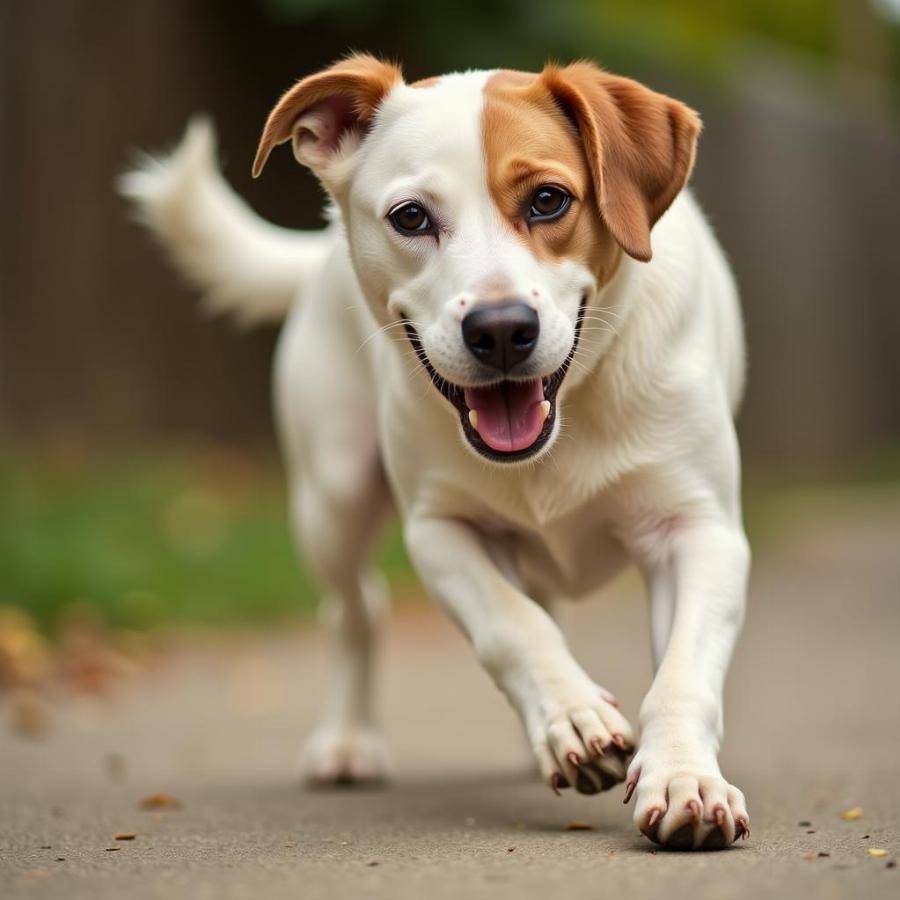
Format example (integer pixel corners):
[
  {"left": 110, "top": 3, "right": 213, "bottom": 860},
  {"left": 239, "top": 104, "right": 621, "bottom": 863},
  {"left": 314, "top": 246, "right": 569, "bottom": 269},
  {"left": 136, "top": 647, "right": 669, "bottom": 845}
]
[
  {"left": 542, "top": 62, "right": 701, "bottom": 262},
  {"left": 252, "top": 53, "right": 402, "bottom": 179}
]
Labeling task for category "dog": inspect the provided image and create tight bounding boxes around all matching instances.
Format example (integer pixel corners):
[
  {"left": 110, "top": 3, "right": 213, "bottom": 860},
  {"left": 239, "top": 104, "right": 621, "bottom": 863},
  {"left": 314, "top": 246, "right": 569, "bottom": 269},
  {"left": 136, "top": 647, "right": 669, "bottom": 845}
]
[{"left": 121, "top": 53, "right": 750, "bottom": 851}]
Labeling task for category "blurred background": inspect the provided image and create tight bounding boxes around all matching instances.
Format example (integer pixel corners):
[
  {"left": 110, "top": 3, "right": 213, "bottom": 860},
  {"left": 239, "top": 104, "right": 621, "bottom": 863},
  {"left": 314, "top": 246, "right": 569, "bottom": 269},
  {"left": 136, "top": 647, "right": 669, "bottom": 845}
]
[{"left": 1, "top": 0, "right": 899, "bottom": 658}]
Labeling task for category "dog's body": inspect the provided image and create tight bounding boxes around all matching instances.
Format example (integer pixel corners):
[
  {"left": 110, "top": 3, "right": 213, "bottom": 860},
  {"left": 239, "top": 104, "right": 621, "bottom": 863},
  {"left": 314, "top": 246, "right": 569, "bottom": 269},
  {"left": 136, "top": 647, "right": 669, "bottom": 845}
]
[{"left": 123, "top": 57, "right": 750, "bottom": 850}]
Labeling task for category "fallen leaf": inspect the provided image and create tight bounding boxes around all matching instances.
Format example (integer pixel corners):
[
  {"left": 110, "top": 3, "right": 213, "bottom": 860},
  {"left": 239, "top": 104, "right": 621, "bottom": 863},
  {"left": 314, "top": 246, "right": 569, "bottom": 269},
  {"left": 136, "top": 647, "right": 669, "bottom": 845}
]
[
  {"left": 114, "top": 833, "right": 136, "bottom": 841},
  {"left": 868, "top": 848, "right": 889, "bottom": 858},
  {"left": 105, "top": 847, "right": 120, "bottom": 852},
  {"left": 0, "top": 607, "right": 51, "bottom": 688},
  {"left": 139, "top": 793, "right": 181, "bottom": 810},
  {"left": 841, "top": 807, "right": 864, "bottom": 821},
  {"left": 564, "top": 822, "right": 594, "bottom": 831}
]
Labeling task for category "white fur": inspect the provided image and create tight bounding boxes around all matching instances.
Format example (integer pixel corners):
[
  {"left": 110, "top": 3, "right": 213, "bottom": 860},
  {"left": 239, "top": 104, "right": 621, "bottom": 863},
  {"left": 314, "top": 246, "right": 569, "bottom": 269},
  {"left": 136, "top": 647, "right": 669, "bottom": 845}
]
[{"left": 124, "top": 70, "right": 751, "bottom": 849}]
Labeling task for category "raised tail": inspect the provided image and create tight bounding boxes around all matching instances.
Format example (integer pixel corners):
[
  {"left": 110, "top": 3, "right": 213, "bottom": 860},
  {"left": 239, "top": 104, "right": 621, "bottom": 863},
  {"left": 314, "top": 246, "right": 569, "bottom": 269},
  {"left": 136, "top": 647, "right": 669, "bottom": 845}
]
[{"left": 118, "top": 117, "right": 331, "bottom": 326}]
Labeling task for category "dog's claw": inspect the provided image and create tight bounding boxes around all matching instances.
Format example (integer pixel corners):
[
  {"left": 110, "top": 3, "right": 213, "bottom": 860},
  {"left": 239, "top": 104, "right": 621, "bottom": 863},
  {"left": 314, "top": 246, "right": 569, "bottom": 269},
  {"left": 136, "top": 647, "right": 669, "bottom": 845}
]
[
  {"left": 551, "top": 772, "right": 569, "bottom": 795},
  {"left": 623, "top": 781, "right": 636, "bottom": 804},
  {"left": 632, "top": 766, "right": 748, "bottom": 851}
]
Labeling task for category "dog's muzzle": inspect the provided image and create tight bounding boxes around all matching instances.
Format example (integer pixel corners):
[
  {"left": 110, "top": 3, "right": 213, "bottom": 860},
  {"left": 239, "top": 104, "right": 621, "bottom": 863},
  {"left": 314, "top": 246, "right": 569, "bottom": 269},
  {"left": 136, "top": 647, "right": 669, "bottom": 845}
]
[{"left": 404, "top": 302, "right": 585, "bottom": 463}]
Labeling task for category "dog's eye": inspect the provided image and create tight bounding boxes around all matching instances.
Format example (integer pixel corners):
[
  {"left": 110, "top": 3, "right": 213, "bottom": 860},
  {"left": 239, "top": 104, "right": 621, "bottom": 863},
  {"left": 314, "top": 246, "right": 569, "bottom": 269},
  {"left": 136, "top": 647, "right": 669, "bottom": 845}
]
[
  {"left": 529, "top": 186, "right": 571, "bottom": 222},
  {"left": 388, "top": 202, "right": 433, "bottom": 236}
]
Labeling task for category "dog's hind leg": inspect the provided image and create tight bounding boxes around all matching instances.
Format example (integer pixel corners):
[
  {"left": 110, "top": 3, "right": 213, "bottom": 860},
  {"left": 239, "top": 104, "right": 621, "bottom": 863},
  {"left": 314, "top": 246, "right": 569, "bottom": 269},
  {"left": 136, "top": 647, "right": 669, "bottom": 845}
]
[
  {"left": 289, "top": 447, "right": 393, "bottom": 785},
  {"left": 275, "top": 253, "right": 394, "bottom": 785}
]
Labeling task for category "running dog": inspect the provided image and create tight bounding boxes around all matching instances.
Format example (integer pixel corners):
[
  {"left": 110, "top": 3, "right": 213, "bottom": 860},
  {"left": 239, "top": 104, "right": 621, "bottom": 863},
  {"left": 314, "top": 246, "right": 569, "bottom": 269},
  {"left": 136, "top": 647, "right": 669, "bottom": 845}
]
[{"left": 122, "top": 54, "right": 750, "bottom": 850}]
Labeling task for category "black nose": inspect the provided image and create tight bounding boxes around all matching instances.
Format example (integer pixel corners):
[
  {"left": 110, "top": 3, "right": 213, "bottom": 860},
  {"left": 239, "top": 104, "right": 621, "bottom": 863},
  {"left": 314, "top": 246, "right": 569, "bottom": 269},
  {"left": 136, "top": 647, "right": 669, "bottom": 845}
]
[{"left": 461, "top": 301, "right": 540, "bottom": 373}]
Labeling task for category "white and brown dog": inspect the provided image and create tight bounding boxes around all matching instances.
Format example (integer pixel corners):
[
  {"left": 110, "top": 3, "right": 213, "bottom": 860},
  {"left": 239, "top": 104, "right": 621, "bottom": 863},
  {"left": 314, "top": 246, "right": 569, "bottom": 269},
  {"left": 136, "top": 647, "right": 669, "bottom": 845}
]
[{"left": 123, "top": 54, "right": 750, "bottom": 850}]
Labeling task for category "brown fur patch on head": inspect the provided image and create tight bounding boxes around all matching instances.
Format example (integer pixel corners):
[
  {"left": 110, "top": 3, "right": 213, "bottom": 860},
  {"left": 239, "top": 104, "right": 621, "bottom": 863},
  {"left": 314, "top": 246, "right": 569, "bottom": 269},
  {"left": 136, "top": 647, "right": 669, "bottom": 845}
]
[
  {"left": 483, "top": 63, "right": 701, "bottom": 267},
  {"left": 482, "top": 70, "right": 620, "bottom": 285},
  {"left": 253, "top": 53, "right": 402, "bottom": 177},
  {"left": 540, "top": 62, "right": 701, "bottom": 262}
]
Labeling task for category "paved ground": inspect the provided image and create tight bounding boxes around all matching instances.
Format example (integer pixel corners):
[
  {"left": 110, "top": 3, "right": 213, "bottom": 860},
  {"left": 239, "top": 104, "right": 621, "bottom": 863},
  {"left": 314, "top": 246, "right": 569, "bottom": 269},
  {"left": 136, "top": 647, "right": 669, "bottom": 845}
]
[{"left": 2, "top": 485, "right": 899, "bottom": 899}]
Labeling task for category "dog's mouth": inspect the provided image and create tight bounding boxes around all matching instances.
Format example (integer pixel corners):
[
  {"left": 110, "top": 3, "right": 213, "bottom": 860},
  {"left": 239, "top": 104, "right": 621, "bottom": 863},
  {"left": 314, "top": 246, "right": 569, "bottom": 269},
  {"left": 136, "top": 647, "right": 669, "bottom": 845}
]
[{"left": 403, "top": 305, "right": 584, "bottom": 463}]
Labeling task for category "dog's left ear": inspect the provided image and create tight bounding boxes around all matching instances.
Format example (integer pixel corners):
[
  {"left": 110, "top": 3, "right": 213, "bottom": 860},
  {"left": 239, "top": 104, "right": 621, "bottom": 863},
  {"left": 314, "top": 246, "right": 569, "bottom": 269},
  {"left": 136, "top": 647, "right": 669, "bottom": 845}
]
[
  {"left": 252, "top": 53, "right": 402, "bottom": 184},
  {"left": 542, "top": 62, "right": 701, "bottom": 262}
]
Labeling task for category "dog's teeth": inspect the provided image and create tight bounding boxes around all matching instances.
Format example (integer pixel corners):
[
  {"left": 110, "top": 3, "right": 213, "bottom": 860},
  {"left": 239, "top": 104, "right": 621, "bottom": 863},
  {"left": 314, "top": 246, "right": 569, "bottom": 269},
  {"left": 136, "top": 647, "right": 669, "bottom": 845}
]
[
  {"left": 468, "top": 409, "right": 478, "bottom": 429},
  {"left": 539, "top": 400, "right": 551, "bottom": 423}
]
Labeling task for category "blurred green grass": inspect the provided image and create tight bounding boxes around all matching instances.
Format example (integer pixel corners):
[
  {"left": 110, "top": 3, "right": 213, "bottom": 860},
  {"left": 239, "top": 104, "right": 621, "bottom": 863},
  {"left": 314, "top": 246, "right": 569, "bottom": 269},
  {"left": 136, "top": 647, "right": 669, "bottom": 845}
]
[{"left": 0, "top": 446, "right": 411, "bottom": 634}]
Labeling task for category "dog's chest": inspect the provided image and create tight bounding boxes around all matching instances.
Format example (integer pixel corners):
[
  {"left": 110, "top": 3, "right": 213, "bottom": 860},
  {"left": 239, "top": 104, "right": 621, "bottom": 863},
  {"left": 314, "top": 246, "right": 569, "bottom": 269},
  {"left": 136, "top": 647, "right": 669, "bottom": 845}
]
[
  {"left": 477, "top": 492, "right": 627, "bottom": 599},
  {"left": 473, "top": 422, "right": 623, "bottom": 526},
  {"left": 471, "top": 465, "right": 629, "bottom": 598}
]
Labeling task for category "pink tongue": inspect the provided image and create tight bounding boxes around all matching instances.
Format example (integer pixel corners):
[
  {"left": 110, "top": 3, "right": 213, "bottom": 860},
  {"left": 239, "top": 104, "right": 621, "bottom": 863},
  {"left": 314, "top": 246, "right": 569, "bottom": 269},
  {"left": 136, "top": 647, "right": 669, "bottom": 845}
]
[{"left": 464, "top": 379, "right": 545, "bottom": 453}]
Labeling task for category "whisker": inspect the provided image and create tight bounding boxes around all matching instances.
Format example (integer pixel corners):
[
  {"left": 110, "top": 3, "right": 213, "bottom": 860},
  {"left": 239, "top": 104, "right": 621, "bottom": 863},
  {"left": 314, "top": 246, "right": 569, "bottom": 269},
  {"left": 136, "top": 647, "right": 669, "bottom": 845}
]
[
  {"left": 357, "top": 318, "right": 431, "bottom": 353},
  {"left": 581, "top": 310, "right": 620, "bottom": 321},
  {"left": 357, "top": 321, "right": 407, "bottom": 353},
  {"left": 577, "top": 325, "right": 618, "bottom": 342},
  {"left": 585, "top": 305, "right": 624, "bottom": 321},
  {"left": 566, "top": 358, "right": 594, "bottom": 379},
  {"left": 579, "top": 316, "right": 620, "bottom": 333},
  {"left": 580, "top": 315, "right": 619, "bottom": 326},
  {"left": 577, "top": 325, "right": 617, "bottom": 336}
]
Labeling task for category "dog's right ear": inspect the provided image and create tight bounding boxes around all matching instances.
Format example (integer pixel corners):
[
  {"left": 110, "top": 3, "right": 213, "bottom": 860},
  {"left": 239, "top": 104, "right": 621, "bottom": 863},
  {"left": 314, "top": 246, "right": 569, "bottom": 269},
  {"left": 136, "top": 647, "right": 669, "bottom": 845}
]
[{"left": 252, "top": 54, "right": 402, "bottom": 185}]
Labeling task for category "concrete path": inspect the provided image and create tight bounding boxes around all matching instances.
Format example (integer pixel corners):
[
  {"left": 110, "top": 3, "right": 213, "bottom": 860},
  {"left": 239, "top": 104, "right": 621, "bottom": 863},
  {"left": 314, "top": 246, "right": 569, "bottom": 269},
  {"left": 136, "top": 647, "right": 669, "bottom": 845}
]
[{"left": 2, "top": 486, "right": 899, "bottom": 899}]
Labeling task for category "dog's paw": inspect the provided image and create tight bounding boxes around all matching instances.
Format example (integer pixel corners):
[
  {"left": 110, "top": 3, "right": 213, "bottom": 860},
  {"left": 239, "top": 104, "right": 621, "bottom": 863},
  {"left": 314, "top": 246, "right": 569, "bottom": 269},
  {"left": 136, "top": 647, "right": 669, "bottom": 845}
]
[
  {"left": 299, "top": 725, "right": 390, "bottom": 787},
  {"left": 626, "top": 758, "right": 749, "bottom": 850},
  {"left": 531, "top": 687, "right": 636, "bottom": 796}
]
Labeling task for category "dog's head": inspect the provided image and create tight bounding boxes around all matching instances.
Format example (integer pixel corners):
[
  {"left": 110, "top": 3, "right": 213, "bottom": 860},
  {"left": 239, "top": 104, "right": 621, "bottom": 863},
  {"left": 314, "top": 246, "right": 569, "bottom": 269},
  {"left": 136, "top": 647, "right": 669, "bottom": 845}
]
[{"left": 253, "top": 54, "right": 700, "bottom": 463}]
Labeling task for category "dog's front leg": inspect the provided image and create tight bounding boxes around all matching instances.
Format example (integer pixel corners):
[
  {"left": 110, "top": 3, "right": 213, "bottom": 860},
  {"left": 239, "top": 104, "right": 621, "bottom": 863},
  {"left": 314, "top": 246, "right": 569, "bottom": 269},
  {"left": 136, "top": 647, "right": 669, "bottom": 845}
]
[
  {"left": 626, "top": 520, "right": 751, "bottom": 850},
  {"left": 405, "top": 515, "right": 634, "bottom": 794}
]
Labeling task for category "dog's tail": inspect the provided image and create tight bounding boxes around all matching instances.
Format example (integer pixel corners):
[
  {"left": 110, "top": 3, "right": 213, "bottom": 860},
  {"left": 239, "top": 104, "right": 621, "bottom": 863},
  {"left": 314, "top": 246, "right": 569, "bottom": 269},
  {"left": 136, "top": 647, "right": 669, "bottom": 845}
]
[{"left": 118, "top": 117, "right": 330, "bottom": 326}]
